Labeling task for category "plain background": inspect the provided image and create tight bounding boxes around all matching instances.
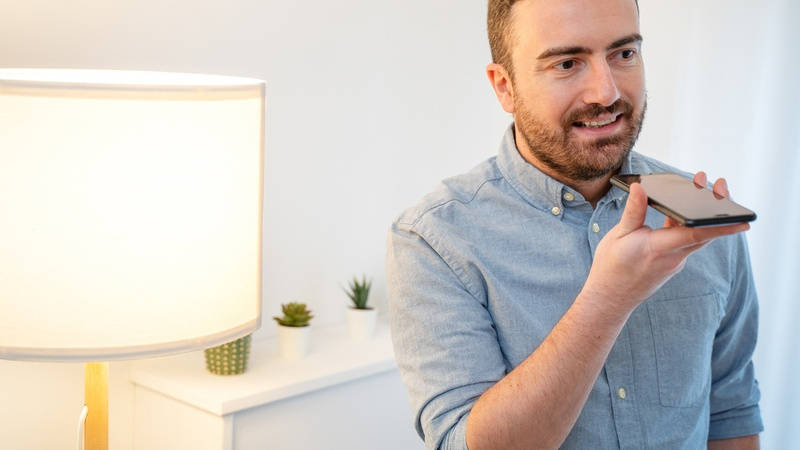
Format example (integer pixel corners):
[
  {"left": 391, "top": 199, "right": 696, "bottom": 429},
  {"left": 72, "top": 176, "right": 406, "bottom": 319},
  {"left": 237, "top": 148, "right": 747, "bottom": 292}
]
[{"left": 1, "top": 0, "right": 797, "bottom": 448}]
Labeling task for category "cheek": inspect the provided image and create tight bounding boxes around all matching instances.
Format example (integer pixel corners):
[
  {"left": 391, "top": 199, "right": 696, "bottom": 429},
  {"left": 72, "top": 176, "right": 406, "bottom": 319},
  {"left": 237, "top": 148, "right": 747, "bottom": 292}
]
[
  {"left": 617, "top": 71, "right": 646, "bottom": 107},
  {"left": 515, "top": 76, "right": 589, "bottom": 127},
  {"left": 521, "top": 90, "right": 575, "bottom": 126}
]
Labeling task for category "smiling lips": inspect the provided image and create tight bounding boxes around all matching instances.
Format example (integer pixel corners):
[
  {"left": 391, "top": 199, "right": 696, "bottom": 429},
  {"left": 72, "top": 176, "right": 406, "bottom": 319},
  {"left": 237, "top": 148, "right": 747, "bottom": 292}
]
[{"left": 574, "top": 113, "right": 622, "bottom": 128}]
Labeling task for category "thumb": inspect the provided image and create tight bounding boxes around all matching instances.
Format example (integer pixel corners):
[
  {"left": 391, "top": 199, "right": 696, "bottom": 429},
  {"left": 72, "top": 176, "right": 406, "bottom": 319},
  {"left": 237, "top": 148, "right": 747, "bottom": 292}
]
[{"left": 617, "top": 182, "right": 648, "bottom": 235}]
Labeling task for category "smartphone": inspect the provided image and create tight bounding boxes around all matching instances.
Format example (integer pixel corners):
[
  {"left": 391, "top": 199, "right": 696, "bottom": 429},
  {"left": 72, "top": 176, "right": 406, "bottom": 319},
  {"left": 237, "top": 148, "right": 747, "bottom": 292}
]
[{"left": 610, "top": 173, "right": 756, "bottom": 227}]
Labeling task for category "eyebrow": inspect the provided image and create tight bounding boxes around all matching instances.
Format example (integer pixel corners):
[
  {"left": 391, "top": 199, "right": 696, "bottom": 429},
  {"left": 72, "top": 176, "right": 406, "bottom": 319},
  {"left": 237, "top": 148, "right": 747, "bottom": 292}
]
[{"left": 536, "top": 33, "right": 643, "bottom": 60}]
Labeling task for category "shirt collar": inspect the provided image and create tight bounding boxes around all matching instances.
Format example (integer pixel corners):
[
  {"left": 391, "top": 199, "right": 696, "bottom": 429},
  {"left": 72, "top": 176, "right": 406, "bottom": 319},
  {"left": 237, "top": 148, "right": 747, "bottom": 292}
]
[{"left": 496, "top": 123, "right": 640, "bottom": 212}]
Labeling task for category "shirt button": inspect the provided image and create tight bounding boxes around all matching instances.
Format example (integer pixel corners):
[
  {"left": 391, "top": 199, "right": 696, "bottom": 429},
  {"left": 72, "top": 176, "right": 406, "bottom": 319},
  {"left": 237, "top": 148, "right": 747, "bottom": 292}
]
[
  {"left": 551, "top": 206, "right": 561, "bottom": 216},
  {"left": 563, "top": 192, "right": 575, "bottom": 201},
  {"left": 617, "top": 387, "right": 627, "bottom": 399},
  {"left": 592, "top": 223, "right": 600, "bottom": 233}
]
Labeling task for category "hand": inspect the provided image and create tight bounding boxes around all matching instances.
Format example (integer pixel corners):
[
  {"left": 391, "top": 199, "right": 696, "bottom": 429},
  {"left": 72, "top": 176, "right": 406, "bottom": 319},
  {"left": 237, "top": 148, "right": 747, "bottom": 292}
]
[
  {"left": 581, "top": 172, "right": 748, "bottom": 313},
  {"left": 660, "top": 171, "right": 730, "bottom": 228}
]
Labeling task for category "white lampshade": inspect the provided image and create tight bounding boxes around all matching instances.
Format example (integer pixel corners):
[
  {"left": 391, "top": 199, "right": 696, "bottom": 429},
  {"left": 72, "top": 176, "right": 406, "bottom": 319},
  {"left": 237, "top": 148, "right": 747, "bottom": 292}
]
[{"left": 0, "top": 69, "right": 264, "bottom": 362}]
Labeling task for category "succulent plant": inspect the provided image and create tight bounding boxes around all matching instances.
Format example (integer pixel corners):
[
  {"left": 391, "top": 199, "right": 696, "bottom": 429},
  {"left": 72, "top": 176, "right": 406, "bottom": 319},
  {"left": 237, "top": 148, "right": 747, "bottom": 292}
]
[
  {"left": 344, "top": 275, "right": 372, "bottom": 310},
  {"left": 273, "top": 302, "right": 314, "bottom": 327}
]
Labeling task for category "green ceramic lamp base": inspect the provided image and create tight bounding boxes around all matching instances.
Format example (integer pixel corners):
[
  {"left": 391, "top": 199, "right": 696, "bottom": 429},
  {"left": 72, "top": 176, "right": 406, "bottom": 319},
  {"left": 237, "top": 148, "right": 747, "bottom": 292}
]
[{"left": 204, "top": 335, "right": 251, "bottom": 375}]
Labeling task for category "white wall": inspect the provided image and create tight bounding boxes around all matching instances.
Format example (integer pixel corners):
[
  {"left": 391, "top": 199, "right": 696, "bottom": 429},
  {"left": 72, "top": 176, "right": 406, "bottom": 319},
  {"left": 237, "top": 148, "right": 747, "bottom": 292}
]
[
  {"left": 0, "top": 1, "right": 504, "bottom": 449},
  {"left": 1, "top": 1, "right": 797, "bottom": 449}
]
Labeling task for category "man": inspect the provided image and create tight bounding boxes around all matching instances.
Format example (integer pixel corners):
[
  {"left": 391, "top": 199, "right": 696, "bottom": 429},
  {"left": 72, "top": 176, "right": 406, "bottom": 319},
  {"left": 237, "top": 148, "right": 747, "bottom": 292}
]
[{"left": 386, "top": 0, "right": 763, "bottom": 449}]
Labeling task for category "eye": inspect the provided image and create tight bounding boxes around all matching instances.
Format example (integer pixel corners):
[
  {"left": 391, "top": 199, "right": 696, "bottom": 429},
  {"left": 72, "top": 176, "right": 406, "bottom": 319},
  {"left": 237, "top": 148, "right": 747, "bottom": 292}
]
[
  {"left": 616, "top": 49, "right": 637, "bottom": 61},
  {"left": 555, "top": 59, "right": 577, "bottom": 71}
]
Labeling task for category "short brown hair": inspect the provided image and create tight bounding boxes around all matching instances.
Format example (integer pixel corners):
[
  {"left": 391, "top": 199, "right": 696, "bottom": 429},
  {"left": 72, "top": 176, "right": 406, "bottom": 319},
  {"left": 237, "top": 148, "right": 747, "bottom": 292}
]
[
  {"left": 487, "top": 0, "right": 521, "bottom": 76},
  {"left": 487, "top": 0, "right": 639, "bottom": 77}
]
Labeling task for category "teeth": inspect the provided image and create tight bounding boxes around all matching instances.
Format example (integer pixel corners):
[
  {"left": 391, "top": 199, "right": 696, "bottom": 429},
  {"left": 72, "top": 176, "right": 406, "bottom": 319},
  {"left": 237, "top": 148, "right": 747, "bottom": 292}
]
[{"left": 580, "top": 116, "right": 617, "bottom": 128}]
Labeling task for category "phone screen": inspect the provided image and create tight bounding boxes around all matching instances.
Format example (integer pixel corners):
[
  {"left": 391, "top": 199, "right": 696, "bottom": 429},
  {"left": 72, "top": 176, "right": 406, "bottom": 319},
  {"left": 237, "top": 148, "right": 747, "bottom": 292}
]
[{"left": 611, "top": 173, "right": 756, "bottom": 227}]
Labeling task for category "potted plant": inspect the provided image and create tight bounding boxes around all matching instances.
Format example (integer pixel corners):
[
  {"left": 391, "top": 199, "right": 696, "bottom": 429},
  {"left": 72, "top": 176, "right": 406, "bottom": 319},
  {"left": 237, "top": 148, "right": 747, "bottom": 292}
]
[
  {"left": 344, "top": 276, "right": 376, "bottom": 340},
  {"left": 273, "top": 302, "right": 313, "bottom": 360}
]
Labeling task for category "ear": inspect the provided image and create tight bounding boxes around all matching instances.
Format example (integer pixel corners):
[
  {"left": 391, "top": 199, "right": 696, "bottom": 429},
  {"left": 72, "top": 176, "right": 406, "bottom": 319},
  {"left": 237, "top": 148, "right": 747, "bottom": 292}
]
[{"left": 486, "top": 63, "right": 515, "bottom": 114}]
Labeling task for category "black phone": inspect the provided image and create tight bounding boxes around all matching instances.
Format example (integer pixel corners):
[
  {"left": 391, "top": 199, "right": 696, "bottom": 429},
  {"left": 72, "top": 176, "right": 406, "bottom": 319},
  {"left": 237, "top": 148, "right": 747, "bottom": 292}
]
[{"left": 610, "top": 173, "right": 757, "bottom": 227}]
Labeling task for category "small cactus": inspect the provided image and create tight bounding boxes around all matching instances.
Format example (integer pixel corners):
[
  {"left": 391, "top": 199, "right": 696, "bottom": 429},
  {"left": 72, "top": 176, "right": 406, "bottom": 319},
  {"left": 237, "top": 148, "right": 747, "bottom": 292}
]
[
  {"left": 344, "top": 276, "right": 372, "bottom": 310},
  {"left": 273, "top": 302, "right": 314, "bottom": 327}
]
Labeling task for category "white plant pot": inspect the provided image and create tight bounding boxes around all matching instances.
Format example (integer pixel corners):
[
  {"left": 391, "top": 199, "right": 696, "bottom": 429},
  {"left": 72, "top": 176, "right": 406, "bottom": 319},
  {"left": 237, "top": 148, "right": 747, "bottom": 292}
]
[
  {"left": 346, "top": 307, "right": 377, "bottom": 340},
  {"left": 277, "top": 325, "right": 310, "bottom": 360}
]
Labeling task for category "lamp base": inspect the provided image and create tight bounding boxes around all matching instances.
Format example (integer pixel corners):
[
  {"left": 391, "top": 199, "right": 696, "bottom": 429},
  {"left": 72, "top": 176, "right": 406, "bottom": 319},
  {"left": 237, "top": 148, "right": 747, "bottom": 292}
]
[{"left": 83, "top": 362, "right": 108, "bottom": 450}]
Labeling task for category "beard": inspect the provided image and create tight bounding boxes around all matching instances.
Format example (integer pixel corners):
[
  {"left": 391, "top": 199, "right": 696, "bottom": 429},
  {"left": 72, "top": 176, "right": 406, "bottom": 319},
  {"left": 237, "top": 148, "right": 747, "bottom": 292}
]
[{"left": 514, "top": 96, "right": 646, "bottom": 181}]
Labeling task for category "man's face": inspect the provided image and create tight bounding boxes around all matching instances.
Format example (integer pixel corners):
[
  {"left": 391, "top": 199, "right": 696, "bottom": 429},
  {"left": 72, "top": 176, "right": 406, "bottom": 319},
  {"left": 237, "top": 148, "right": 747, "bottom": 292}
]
[{"left": 508, "top": 0, "right": 646, "bottom": 181}]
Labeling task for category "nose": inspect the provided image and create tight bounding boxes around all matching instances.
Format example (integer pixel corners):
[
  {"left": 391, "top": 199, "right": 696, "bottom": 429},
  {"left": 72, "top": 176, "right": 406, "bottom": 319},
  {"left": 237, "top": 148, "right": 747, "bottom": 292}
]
[{"left": 583, "top": 61, "right": 620, "bottom": 107}]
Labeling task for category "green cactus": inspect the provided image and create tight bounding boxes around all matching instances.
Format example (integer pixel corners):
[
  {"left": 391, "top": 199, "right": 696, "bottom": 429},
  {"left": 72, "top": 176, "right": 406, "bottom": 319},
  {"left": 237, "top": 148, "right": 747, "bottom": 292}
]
[
  {"left": 344, "top": 275, "right": 372, "bottom": 309},
  {"left": 273, "top": 302, "right": 314, "bottom": 327}
]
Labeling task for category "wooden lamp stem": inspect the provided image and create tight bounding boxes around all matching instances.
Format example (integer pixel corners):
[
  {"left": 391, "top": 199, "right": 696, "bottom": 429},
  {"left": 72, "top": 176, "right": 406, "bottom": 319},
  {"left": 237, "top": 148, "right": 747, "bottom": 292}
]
[{"left": 84, "top": 362, "right": 108, "bottom": 450}]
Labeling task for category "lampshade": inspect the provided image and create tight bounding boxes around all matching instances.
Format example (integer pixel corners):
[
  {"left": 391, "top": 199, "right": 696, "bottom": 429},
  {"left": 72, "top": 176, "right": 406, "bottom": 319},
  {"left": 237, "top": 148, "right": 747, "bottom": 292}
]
[{"left": 0, "top": 69, "right": 264, "bottom": 362}]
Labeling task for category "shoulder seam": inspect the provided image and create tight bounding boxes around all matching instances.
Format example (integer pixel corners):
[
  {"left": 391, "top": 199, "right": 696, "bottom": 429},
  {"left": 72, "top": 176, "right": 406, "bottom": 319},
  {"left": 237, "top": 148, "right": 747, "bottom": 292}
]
[
  {"left": 399, "top": 175, "right": 504, "bottom": 228},
  {"left": 409, "top": 222, "right": 486, "bottom": 303}
]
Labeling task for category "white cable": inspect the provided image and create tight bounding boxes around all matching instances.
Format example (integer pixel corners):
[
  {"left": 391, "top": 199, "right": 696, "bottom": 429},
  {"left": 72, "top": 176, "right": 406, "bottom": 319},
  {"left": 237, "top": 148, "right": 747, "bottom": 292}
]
[{"left": 77, "top": 405, "right": 88, "bottom": 450}]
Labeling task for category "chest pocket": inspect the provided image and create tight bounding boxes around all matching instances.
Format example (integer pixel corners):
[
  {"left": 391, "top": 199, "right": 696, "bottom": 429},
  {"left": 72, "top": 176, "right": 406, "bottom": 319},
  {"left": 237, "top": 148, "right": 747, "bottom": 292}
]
[{"left": 647, "top": 293, "right": 723, "bottom": 407}]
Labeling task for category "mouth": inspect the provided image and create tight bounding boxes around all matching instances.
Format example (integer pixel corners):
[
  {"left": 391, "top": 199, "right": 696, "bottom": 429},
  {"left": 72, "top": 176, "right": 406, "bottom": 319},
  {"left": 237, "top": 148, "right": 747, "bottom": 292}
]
[
  {"left": 573, "top": 113, "right": 622, "bottom": 128},
  {"left": 571, "top": 113, "right": 624, "bottom": 136}
]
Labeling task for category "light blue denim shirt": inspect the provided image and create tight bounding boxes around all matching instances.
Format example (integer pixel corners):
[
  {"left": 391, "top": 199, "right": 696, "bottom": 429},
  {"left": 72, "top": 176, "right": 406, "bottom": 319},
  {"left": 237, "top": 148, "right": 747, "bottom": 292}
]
[{"left": 386, "top": 125, "right": 762, "bottom": 449}]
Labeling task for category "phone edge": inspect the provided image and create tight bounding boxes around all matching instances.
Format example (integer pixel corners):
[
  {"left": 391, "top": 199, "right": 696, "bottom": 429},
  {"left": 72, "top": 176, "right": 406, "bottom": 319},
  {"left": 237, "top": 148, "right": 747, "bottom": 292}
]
[{"left": 610, "top": 174, "right": 755, "bottom": 227}]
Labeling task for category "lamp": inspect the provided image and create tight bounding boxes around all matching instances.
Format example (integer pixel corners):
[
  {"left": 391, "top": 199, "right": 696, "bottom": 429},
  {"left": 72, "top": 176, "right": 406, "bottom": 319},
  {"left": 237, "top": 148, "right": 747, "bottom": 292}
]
[{"left": 0, "top": 69, "right": 265, "bottom": 450}]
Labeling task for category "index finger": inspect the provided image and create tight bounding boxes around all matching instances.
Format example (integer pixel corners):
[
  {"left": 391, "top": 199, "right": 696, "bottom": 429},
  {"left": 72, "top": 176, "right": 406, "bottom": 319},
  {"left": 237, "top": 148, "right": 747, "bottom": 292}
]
[{"left": 712, "top": 177, "right": 729, "bottom": 199}]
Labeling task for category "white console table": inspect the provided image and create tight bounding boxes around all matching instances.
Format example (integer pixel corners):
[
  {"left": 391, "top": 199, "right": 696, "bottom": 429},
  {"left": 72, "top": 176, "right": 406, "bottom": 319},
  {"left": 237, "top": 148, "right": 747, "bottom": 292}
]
[{"left": 129, "top": 323, "right": 423, "bottom": 450}]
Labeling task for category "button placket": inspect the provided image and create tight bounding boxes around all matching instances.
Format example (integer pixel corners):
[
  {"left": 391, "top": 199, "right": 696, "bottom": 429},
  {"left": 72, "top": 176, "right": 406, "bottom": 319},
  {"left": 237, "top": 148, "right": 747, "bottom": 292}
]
[
  {"left": 604, "top": 325, "right": 644, "bottom": 448},
  {"left": 587, "top": 208, "right": 606, "bottom": 255}
]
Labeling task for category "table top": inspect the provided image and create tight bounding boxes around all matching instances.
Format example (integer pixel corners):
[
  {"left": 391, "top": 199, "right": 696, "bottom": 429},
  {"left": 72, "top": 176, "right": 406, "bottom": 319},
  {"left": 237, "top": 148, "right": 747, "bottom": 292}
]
[{"left": 130, "top": 322, "right": 396, "bottom": 416}]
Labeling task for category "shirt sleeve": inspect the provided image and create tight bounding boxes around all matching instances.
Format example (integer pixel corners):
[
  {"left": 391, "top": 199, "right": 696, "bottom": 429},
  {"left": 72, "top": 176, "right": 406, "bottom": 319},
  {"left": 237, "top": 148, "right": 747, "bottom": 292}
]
[
  {"left": 386, "top": 220, "right": 507, "bottom": 450},
  {"left": 708, "top": 233, "right": 764, "bottom": 440}
]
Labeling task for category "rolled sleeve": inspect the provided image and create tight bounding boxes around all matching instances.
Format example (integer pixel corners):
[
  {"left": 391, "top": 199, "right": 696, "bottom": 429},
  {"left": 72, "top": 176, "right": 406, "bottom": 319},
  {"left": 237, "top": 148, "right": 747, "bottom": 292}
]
[
  {"left": 386, "top": 221, "right": 506, "bottom": 450},
  {"left": 709, "top": 234, "right": 764, "bottom": 439}
]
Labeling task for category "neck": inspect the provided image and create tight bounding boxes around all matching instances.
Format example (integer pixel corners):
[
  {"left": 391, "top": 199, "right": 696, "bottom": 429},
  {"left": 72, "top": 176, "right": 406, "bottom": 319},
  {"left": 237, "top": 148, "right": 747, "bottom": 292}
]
[{"left": 514, "top": 126, "right": 614, "bottom": 208}]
